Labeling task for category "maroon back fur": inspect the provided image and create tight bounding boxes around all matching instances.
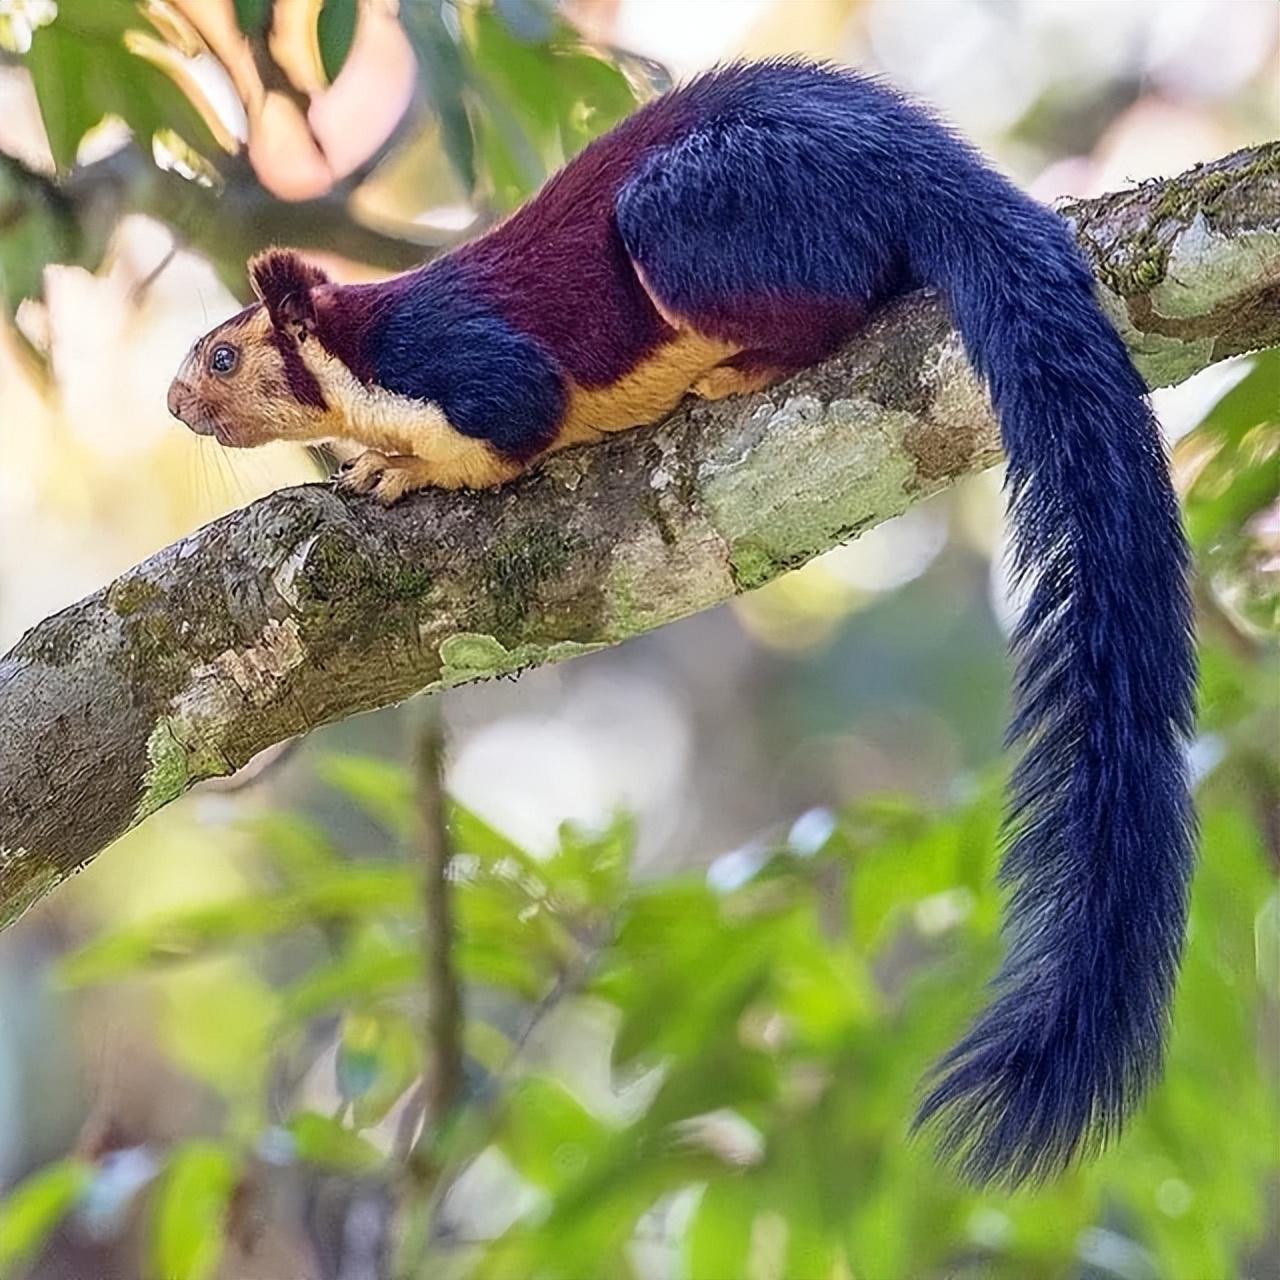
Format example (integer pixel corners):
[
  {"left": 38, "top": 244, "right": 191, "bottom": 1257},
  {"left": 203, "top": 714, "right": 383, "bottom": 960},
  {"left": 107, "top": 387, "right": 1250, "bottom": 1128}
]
[{"left": 448, "top": 91, "right": 703, "bottom": 388}]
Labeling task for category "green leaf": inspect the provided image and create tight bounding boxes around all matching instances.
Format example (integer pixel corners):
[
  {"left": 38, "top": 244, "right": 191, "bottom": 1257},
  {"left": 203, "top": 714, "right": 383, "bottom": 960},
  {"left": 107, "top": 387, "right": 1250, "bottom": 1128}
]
[
  {"left": 497, "top": 1077, "right": 608, "bottom": 1191},
  {"left": 646, "top": 1048, "right": 779, "bottom": 1137},
  {"left": 0, "top": 1159, "right": 91, "bottom": 1276},
  {"left": 287, "top": 1113, "right": 384, "bottom": 1174},
  {"left": 283, "top": 923, "right": 552, "bottom": 1023},
  {"left": 316, "top": 0, "right": 357, "bottom": 83},
  {"left": 1256, "top": 888, "right": 1280, "bottom": 1001},
  {"left": 1196, "top": 642, "right": 1253, "bottom": 735},
  {"left": 1182, "top": 350, "right": 1280, "bottom": 630},
  {"left": 249, "top": 812, "right": 341, "bottom": 882},
  {"left": 232, "top": 0, "right": 272, "bottom": 36},
  {"left": 400, "top": 0, "right": 477, "bottom": 192},
  {"left": 159, "top": 963, "right": 281, "bottom": 1102},
  {"left": 1184, "top": 350, "right": 1280, "bottom": 550},
  {"left": 457, "top": 3, "right": 641, "bottom": 210},
  {"left": 283, "top": 937, "right": 421, "bottom": 1021},
  {"left": 455, "top": 873, "right": 574, "bottom": 975},
  {"left": 456, "top": 938, "right": 557, "bottom": 1000},
  {"left": 595, "top": 881, "right": 783, "bottom": 1068},
  {"left": 61, "top": 865, "right": 414, "bottom": 984},
  {"left": 23, "top": 0, "right": 220, "bottom": 172},
  {"left": 449, "top": 801, "right": 537, "bottom": 867},
  {"left": 492, "top": 1139, "right": 712, "bottom": 1278},
  {"left": 468, "top": 4, "right": 637, "bottom": 162},
  {"left": 318, "top": 754, "right": 414, "bottom": 835},
  {"left": 547, "top": 814, "right": 635, "bottom": 914},
  {"left": 686, "top": 1177, "right": 757, "bottom": 1280},
  {"left": 845, "top": 789, "right": 1001, "bottom": 954},
  {"left": 468, "top": 98, "right": 542, "bottom": 214},
  {"left": 149, "top": 1142, "right": 238, "bottom": 1280}
]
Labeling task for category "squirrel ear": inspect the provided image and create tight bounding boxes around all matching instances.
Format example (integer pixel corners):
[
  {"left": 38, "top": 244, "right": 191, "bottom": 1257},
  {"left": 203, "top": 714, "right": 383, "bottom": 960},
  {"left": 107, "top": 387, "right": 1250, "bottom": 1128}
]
[{"left": 249, "top": 249, "right": 331, "bottom": 340}]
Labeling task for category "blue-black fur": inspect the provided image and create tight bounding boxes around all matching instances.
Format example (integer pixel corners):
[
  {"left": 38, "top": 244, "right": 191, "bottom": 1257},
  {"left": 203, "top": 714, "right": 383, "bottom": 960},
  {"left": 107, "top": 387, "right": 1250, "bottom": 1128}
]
[
  {"left": 616, "top": 61, "right": 1195, "bottom": 1186},
  {"left": 331, "top": 261, "right": 567, "bottom": 461}
]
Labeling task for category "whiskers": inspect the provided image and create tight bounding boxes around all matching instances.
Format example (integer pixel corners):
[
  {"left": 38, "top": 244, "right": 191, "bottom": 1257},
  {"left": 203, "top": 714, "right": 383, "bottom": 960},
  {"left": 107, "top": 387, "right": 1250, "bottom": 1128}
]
[
  {"left": 186, "top": 434, "right": 249, "bottom": 514},
  {"left": 184, "top": 434, "right": 317, "bottom": 516}
]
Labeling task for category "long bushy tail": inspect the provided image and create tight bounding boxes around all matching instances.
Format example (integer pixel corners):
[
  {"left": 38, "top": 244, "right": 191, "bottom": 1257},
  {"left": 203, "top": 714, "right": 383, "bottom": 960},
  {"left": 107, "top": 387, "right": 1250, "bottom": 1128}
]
[{"left": 910, "top": 184, "right": 1197, "bottom": 1187}]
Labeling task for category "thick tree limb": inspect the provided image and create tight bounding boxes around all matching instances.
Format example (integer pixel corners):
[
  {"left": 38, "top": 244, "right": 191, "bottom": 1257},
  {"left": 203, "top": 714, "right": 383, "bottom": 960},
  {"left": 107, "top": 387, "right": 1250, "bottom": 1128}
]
[{"left": 2, "top": 143, "right": 1278, "bottom": 929}]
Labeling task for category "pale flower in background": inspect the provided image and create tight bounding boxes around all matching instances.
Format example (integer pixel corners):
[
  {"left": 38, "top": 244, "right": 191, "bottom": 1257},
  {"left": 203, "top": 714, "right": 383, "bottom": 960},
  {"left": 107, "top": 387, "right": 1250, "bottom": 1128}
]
[{"left": 0, "top": 0, "right": 56, "bottom": 56}]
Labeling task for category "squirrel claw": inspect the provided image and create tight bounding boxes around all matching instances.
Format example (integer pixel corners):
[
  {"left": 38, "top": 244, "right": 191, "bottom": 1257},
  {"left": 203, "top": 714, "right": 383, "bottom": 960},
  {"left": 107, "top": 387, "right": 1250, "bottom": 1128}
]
[
  {"left": 334, "top": 449, "right": 391, "bottom": 496},
  {"left": 334, "top": 450, "right": 433, "bottom": 506}
]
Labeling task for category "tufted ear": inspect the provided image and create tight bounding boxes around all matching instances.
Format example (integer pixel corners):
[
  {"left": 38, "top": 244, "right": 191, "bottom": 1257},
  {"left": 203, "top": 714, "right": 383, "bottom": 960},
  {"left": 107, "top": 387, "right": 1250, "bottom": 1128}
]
[{"left": 248, "top": 249, "right": 332, "bottom": 341}]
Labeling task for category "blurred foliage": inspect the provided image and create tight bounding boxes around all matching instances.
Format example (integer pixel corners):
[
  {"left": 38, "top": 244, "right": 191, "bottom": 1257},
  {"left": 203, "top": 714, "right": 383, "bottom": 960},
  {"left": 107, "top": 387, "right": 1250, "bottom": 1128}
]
[
  {"left": 21, "top": 1, "right": 219, "bottom": 172},
  {"left": 0, "top": 0, "right": 653, "bottom": 342},
  {"left": 3, "top": 694, "right": 1276, "bottom": 1278},
  {"left": 1178, "top": 348, "right": 1280, "bottom": 635}
]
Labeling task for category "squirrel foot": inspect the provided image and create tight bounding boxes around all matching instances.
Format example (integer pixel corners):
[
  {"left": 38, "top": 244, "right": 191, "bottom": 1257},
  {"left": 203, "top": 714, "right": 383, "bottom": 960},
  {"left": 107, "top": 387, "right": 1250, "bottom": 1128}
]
[
  {"left": 335, "top": 450, "right": 437, "bottom": 506},
  {"left": 691, "top": 364, "right": 785, "bottom": 400}
]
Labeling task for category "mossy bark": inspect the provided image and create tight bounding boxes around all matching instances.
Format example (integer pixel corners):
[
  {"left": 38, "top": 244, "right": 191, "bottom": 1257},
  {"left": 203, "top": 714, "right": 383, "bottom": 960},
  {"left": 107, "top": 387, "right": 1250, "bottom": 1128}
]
[{"left": 2, "top": 143, "right": 1279, "bottom": 929}]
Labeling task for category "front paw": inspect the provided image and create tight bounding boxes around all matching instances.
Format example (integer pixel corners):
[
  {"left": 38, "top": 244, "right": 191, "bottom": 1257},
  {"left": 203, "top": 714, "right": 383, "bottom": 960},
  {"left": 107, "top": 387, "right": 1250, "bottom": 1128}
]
[
  {"left": 334, "top": 451, "right": 425, "bottom": 506},
  {"left": 335, "top": 449, "right": 391, "bottom": 494}
]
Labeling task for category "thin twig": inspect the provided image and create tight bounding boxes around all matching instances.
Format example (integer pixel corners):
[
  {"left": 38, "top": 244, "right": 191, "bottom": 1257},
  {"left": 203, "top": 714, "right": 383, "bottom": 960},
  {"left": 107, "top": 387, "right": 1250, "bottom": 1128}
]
[
  {"left": 392, "top": 1079, "right": 431, "bottom": 1167},
  {"left": 408, "top": 701, "right": 465, "bottom": 1183},
  {"left": 418, "top": 932, "right": 610, "bottom": 1234},
  {"left": 127, "top": 238, "right": 179, "bottom": 307}
]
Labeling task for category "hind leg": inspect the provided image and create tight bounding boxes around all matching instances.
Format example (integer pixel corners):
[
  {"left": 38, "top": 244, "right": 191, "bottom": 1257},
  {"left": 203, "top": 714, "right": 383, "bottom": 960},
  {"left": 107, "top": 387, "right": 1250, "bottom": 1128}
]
[
  {"left": 630, "top": 265, "right": 849, "bottom": 403},
  {"left": 617, "top": 121, "right": 900, "bottom": 373},
  {"left": 691, "top": 363, "right": 780, "bottom": 400},
  {"left": 691, "top": 351, "right": 808, "bottom": 400}
]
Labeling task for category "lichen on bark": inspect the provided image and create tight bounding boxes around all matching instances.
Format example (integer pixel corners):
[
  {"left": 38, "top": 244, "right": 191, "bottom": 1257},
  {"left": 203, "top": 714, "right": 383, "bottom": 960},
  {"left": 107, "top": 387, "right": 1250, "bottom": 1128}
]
[{"left": 1, "top": 142, "right": 1278, "bottom": 931}]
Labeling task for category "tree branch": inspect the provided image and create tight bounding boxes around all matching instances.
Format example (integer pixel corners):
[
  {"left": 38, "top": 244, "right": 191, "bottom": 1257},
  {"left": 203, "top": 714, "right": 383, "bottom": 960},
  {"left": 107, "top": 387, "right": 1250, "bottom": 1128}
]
[
  {"left": 2, "top": 143, "right": 1278, "bottom": 929},
  {"left": 3, "top": 140, "right": 447, "bottom": 293}
]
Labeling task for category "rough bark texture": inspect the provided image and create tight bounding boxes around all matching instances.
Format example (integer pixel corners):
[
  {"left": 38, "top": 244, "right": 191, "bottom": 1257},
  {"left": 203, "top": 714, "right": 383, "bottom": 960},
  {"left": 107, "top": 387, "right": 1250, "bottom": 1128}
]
[{"left": 2, "top": 143, "right": 1278, "bottom": 929}]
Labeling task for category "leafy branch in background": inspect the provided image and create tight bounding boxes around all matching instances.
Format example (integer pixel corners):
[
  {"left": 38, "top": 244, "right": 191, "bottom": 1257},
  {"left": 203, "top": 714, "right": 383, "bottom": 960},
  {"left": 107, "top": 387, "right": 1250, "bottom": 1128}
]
[
  {"left": 0, "top": 684, "right": 1274, "bottom": 1278},
  {"left": 0, "top": 0, "right": 650, "bottom": 343},
  {"left": 404, "top": 704, "right": 466, "bottom": 1191}
]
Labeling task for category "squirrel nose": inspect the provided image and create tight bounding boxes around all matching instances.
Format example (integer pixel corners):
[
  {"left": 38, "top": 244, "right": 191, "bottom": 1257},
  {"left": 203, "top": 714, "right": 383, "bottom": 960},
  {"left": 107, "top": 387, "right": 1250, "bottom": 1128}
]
[{"left": 167, "top": 381, "right": 186, "bottom": 420}]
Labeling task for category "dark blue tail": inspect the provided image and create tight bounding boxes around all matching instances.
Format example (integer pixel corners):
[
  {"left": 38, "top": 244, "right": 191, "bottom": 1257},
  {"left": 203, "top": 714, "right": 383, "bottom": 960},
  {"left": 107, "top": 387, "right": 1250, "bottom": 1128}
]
[
  {"left": 609, "top": 59, "right": 1196, "bottom": 1186},
  {"left": 910, "top": 182, "right": 1197, "bottom": 1186}
]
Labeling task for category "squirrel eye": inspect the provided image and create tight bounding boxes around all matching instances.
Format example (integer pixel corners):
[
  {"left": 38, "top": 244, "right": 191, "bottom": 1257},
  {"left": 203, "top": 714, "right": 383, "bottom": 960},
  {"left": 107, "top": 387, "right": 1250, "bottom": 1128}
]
[{"left": 209, "top": 343, "right": 239, "bottom": 375}]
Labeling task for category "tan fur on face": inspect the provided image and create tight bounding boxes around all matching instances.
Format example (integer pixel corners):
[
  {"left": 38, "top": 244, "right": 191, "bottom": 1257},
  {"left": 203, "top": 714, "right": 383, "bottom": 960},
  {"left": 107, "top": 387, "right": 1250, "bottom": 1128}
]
[
  {"left": 168, "top": 301, "right": 518, "bottom": 489},
  {"left": 168, "top": 304, "right": 329, "bottom": 448}
]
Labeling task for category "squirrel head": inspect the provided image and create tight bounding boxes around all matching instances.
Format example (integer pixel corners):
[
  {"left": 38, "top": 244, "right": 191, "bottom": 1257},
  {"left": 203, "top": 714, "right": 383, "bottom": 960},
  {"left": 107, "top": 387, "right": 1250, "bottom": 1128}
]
[{"left": 167, "top": 249, "right": 338, "bottom": 448}]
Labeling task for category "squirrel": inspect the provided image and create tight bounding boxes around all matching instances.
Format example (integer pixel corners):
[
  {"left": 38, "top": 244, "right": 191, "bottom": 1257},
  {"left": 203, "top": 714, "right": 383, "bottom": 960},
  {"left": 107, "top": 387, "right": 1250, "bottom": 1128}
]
[{"left": 168, "top": 59, "right": 1196, "bottom": 1188}]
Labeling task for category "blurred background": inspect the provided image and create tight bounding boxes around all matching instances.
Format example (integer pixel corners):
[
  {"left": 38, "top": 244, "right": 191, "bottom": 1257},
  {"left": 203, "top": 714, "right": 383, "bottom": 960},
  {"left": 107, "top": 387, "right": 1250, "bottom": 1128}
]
[{"left": 0, "top": 2, "right": 1277, "bottom": 1278}]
